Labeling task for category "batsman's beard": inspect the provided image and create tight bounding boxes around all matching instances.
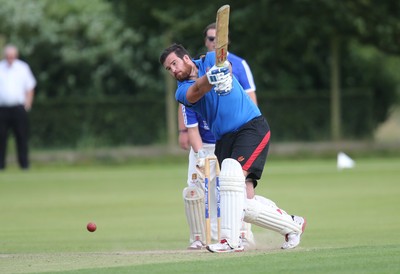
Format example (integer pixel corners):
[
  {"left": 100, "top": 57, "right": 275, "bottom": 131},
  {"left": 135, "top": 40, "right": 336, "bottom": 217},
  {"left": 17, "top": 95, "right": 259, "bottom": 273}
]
[
  {"left": 175, "top": 71, "right": 190, "bottom": 81},
  {"left": 175, "top": 62, "right": 193, "bottom": 81}
]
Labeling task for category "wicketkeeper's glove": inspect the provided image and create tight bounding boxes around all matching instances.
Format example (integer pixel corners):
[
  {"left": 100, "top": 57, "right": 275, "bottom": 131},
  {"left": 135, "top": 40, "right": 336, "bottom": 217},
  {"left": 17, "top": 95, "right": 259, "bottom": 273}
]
[{"left": 194, "top": 149, "right": 208, "bottom": 169}]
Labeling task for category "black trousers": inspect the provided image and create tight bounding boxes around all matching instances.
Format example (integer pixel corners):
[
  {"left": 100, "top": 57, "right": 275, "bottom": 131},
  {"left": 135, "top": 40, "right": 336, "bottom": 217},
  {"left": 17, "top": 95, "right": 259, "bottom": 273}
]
[{"left": 0, "top": 105, "right": 30, "bottom": 169}]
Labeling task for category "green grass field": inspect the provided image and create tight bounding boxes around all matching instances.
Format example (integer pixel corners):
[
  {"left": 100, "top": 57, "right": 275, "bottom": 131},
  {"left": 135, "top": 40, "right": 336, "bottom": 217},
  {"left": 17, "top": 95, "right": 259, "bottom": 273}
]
[{"left": 1, "top": 156, "right": 400, "bottom": 273}]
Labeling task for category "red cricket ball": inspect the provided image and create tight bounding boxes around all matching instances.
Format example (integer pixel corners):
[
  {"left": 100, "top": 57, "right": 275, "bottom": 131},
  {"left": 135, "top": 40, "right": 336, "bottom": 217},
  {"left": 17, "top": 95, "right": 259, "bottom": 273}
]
[{"left": 87, "top": 222, "right": 97, "bottom": 232}]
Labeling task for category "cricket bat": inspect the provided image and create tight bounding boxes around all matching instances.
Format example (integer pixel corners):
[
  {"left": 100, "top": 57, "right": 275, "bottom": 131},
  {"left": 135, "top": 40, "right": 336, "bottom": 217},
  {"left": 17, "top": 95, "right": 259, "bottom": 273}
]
[{"left": 215, "top": 5, "right": 230, "bottom": 67}]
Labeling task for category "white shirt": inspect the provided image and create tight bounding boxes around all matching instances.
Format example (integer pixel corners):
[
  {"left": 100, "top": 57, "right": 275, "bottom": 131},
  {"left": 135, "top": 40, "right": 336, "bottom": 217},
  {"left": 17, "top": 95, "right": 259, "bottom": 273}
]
[{"left": 0, "top": 59, "right": 36, "bottom": 106}]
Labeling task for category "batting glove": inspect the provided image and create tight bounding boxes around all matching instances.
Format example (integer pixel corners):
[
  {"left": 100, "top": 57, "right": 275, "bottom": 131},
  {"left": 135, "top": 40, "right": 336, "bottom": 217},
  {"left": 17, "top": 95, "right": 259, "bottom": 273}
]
[
  {"left": 214, "top": 75, "right": 233, "bottom": 96},
  {"left": 206, "top": 62, "right": 231, "bottom": 85}
]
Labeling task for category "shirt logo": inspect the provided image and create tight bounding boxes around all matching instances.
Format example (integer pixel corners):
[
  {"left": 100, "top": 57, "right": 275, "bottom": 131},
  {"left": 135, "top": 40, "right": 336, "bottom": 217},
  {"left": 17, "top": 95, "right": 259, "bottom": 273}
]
[
  {"left": 237, "top": 156, "right": 245, "bottom": 162},
  {"left": 202, "top": 121, "right": 210, "bottom": 130}
]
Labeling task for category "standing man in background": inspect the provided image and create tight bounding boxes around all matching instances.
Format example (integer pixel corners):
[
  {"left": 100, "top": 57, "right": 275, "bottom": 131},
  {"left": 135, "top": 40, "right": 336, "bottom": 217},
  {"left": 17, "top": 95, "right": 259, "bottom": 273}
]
[{"left": 0, "top": 44, "right": 36, "bottom": 170}]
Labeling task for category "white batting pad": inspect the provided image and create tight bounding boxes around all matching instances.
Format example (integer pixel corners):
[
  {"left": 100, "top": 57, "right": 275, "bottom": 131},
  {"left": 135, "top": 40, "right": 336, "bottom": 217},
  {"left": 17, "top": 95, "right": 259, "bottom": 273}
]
[
  {"left": 254, "top": 195, "right": 278, "bottom": 208},
  {"left": 183, "top": 186, "right": 206, "bottom": 243},
  {"left": 209, "top": 176, "right": 219, "bottom": 241},
  {"left": 219, "top": 158, "right": 246, "bottom": 248},
  {"left": 244, "top": 197, "right": 302, "bottom": 236}
]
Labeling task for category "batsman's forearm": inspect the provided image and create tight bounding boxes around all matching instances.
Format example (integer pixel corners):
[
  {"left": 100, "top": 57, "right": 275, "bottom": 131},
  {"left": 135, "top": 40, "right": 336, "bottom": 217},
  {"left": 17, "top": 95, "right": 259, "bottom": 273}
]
[{"left": 186, "top": 76, "right": 213, "bottom": 104}]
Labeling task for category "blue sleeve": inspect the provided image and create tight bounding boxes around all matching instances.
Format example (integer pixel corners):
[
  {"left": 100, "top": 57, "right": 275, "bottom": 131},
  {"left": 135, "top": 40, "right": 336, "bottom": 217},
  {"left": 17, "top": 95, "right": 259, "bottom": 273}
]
[
  {"left": 176, "top": 81, "right": 194, "bottom": 106},
  {"left": 203, "top": 52, "right": 216, "bottom": 69},
  {"left": 198, "top": 52, "right": 216, "bottom": 77},
  {"left": 182, "top": 106, "right": 198, "bottom": 127},
  {"left": 234, "top": 64, "right": 251, "bottom": 90},
  {"left": 228, "top": 54, "right": 256, "bottom": 92}
]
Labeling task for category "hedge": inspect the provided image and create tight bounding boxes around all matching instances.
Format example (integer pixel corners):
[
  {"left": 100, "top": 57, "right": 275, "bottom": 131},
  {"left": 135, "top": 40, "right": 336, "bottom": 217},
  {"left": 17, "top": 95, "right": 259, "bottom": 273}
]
[
  {"left": 29, "top": 91, "right": 373, "bottom": 148},
  {"left": 29, "top": 97, "right": 165, "bottom": 148}
]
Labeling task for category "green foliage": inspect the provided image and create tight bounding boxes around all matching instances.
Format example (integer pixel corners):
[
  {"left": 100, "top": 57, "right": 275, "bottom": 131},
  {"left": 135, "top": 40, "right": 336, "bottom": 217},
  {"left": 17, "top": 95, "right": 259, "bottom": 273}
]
[
  {"left": 259, "top": 90, "right": 373, "bottom": 141},
  {"left": 1, "top": 0, "right": 399, "bottom": 146},
  {"left": 0, "top": 0, "right": 149, "bottom": 98},
  {"left": 344, "top": 42, "right": 399, "bottom": 124},
  {"left": 229, "top": 1, "right": 398, "bottom": 90}
]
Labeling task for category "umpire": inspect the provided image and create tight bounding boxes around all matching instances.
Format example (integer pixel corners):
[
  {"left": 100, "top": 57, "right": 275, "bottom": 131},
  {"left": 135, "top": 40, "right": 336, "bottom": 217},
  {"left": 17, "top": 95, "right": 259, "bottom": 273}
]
[{"left": 0, "top": 44, "right": 36, "bottom": 170}]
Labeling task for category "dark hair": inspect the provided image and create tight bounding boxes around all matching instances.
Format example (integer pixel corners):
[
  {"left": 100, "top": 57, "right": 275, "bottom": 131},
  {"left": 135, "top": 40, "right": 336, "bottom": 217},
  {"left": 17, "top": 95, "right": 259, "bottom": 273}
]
[
  {"left": 203, "top": 23, "right": 216, "bottom": 38},
  {"left": 159, "top": 43, "right": 191, "bottom": 65}
]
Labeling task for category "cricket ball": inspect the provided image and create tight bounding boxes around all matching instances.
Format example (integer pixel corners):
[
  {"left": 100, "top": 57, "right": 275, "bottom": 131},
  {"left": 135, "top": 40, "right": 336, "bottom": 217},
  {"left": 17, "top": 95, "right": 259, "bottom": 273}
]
[{"left": 87, "top": 222, "right": 97, "bottom": 232}]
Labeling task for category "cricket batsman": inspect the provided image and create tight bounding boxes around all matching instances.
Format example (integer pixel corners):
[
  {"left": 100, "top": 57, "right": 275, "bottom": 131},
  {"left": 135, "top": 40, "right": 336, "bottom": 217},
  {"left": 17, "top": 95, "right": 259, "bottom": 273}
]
[{"left": 159, "top": 43, "right": 306, "bottom": 253}]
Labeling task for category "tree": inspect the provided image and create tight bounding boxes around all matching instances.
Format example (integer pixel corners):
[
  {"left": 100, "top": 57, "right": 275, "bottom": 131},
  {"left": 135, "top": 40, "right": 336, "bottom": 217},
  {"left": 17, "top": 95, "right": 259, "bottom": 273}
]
[
  {"left": 229, "top": 0, "right": 399, "bottom": 139},
  {"left": 1, "top": 0, "right": 398, "bottom": 146},
  {"left": 109, "top": 0, "right": 228, "bottom": 148},
  {"left": 110, "top": 0, "right": 399, "bottom": 141},
  {"left": 0, "top": 0, "right": 146, "bottom": 98}
]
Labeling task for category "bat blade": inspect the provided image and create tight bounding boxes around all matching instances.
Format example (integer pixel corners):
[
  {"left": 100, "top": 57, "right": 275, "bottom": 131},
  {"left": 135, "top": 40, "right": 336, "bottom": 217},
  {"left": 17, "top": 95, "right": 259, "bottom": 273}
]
[{"left": 215, "top": 5, "right": 230, "bottom": 67}]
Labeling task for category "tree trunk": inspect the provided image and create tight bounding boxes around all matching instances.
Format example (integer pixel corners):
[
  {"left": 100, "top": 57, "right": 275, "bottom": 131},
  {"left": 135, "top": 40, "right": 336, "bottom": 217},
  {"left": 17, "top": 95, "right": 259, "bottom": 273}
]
[
  {"left": 164, "top": 32, "right": 178, "bottom": 150},
  {"left": 0, "top": 34, "right": 5, "bottom": 49},
  {"left": 330, "top": 35, "right": 341, "bottom": 141}
]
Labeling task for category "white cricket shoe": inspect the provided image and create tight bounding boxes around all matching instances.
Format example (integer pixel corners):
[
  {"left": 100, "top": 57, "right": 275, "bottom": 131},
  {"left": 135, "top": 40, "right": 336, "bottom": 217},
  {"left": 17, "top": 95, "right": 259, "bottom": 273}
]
[
  {"left": 188, "top": 240, "right": 205, "bottom": 250},
  {"left": 206, "top": 239, "right": 244, "bottom": 253},
  {"left": 281, "top": 216, "right": 307, "bottom": 250}
]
